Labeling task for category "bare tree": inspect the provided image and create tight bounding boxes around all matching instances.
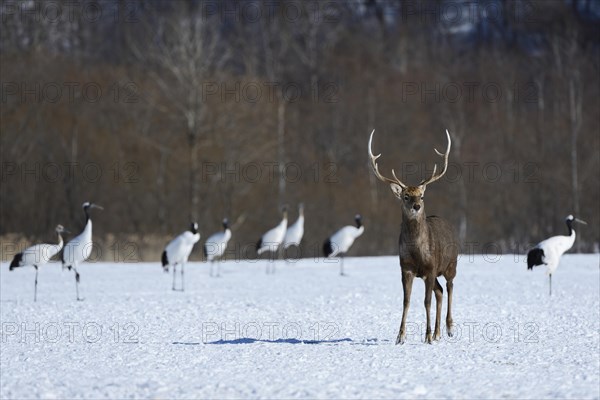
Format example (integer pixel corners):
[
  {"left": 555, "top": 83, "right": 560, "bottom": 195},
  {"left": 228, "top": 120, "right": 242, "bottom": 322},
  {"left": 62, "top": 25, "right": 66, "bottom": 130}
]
[
  {"left": 129, "top": 4, "right": 229, "bottom": 220},
  {"left": 259, "top": 4, "right": 291, "bottom": 206}
]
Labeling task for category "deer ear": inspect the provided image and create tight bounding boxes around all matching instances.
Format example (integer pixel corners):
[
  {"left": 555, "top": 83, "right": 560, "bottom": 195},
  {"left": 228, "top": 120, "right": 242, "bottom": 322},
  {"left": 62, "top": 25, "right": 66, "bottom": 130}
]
[
  {"left": 390, "top": 183, "right": 403, "bottom": 198},
  {"left": 419, "top": 184, "right": 426, "bottom": 194}
]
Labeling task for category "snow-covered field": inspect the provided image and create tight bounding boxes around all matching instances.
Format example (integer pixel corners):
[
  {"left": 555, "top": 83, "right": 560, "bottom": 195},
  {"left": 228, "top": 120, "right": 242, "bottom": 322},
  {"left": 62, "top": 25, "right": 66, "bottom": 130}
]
[{"left": 1, "top": 254, "right": 599, "bottom": 399}]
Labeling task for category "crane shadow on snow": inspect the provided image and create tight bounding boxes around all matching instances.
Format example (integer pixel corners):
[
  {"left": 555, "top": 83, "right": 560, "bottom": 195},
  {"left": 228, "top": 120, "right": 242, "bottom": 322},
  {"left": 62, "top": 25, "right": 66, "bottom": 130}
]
[{"left": 173, "top": 338, "right": 388, "bottom": 346}]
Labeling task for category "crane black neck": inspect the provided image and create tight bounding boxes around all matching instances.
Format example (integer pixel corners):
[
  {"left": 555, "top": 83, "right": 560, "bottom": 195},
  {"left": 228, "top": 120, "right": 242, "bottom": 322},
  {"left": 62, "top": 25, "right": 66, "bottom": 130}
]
[
  {"left": 566, "top": 219, "right": 574, "bottom": 236},
  {"left": 84, "top": 207, "right": 90, "bottom": 223}
]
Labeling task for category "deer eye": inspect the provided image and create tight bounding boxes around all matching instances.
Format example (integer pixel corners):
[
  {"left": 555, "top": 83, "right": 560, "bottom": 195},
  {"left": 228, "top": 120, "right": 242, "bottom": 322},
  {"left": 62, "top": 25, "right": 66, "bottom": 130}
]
[
  {"left": 421, "top": 196, "right": 424, "bottom": 200},
  {"left": 403, "top": 195, "right": 409, "bottom": 201}
]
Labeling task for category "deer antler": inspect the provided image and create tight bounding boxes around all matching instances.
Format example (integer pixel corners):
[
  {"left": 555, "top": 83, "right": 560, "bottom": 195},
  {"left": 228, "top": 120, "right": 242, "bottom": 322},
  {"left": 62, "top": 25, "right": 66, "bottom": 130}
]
[
  {"left": 368, "top": 130, "right": 407, "bottom": 189},
  {"left": 420, "top": 129, "right": 451, "bottom": 187}
]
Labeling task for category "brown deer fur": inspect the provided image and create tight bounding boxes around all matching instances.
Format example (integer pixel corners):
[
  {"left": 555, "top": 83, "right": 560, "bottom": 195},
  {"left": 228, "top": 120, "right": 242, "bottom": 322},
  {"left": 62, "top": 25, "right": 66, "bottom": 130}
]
[
  {"left": 392, "top": 183, "right": 458, "bottom": 344},
  {"left": 369, "top": 130, "right": 458, "bottom": 344}
]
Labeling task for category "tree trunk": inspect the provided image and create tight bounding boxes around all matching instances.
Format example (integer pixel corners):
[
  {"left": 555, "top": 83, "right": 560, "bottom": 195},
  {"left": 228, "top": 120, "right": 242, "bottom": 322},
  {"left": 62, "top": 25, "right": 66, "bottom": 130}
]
[
  {"left": 189, "top": 134, "right": 200, "bottom": 222},
  {"left": 277, "top": 100, "right": 286, "bottom": 205},
  {"left": 156, "top": 148, "right": 168, "bottom": 232},
  {"left": 569, "top": 75, "right": 582, "bottom": 251},
  {"left": 367, "top": 87, "right": 378, "bottom": 212},
  {"left": 65, "top": 123, "right": 79, "bottom": 226}
]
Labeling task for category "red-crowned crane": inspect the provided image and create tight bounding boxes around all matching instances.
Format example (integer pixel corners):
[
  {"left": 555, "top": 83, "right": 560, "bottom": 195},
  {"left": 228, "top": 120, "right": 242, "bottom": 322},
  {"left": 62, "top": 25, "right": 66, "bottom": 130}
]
[
  {"left": 10, "top": 224, "right": 69, "bottom": 301},
  {"left": 527, "top": 215, "right": 587, "bottom": 295},
  {"left": 162, "top": 222, "right": 200, "bottom": 291},
  {"left": 62, "top": 202, "right": 103, "bottom": 301},
  {"left": 323, "top": 214, "right": 364, "bottom": 276},
  {"left": 203, "top": 218, "right": 232, "bottom": 277},
  {"left": 256, "top": 207, "right": 288, "bottom": 274}
]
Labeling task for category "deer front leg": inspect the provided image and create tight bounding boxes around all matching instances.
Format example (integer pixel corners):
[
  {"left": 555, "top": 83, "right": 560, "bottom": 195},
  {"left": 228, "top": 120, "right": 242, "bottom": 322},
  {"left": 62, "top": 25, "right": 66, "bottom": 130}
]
[
  {"left": 446, "top": 279, "right": 454, "bottom": 336},
  {"left": 433, "top": 278, "right": 443, "bottom": 341},
  {"left": 424, "top": 275, "right": 435, "bottom": 344},
  {"left": 396, "top": 270, "right": 414, "bottom": 345}
]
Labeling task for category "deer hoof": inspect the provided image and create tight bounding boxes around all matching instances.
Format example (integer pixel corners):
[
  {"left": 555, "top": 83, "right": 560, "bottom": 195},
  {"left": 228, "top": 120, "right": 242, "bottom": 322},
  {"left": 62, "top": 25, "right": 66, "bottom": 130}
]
[
  {"left": 396, "top": 333, "right": 405, "bottom": 345},
  {"left": 433, "top": 332, "right": 441, "bottom": 341},
  {"left": 425, "top": 335, "right": 433, "bottom": 344}
]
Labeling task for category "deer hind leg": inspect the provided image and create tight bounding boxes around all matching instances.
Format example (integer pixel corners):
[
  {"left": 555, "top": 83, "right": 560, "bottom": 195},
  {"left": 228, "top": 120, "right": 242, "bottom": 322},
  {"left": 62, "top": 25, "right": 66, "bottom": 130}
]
[
  {"left": 444, "top": 262, "right": 457, "bottom": 337},
  {"left": 433, "top": 278, "right": 443, "bottom": 341},
  {"left": 424, "top": 275, "right": 435, "bottom": 344},
  {"left": 396, "top": 271, "right": 414, "bottom": 345}
]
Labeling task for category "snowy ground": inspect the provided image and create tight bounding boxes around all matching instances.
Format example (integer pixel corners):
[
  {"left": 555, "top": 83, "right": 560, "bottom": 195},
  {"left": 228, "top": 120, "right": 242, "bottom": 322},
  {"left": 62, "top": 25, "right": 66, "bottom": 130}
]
[{"left": 1, "top": 254, "right": 599, "bottom": 399}]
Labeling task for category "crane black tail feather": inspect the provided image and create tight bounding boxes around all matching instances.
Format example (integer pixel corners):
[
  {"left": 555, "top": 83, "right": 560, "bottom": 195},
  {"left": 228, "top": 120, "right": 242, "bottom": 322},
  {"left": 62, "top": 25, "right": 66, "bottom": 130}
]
[
  {"left": 161, "top": 250, "right": 169, "bottom": 267},
  {"left": 527, "top": 248, "right": 545, "bottom": 270},
  {"left": 323, "top": 239, "right": 333, "bottom": 258},
  {"left": 9, "top": 253, "right": 23, "bottom": 271}
]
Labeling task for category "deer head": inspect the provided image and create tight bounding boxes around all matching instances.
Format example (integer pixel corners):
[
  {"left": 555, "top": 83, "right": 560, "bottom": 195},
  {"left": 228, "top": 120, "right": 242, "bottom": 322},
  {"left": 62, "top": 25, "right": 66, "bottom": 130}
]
[{"left": 368, "top": 129, "right": 451, "bottom": 219}]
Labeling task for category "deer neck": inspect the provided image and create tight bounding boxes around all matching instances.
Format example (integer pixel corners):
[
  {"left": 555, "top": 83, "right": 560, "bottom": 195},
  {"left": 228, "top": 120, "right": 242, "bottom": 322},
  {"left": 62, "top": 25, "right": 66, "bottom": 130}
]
[
  {"left": 402, "top": 210, "right": 427, "bottom": 236},
  {"left": 400, "top": 209, "right": 430, "bottom": 250}
]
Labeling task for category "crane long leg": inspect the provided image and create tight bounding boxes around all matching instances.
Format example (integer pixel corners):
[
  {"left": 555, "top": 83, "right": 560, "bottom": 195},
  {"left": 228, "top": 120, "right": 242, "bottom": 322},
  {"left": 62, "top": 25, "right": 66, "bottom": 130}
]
[
  {"left": 549, "top": 274, "right": 552, "bottom": 296},
  {"left": 34, "top": 266, "right": 38, "bottom": 302},
  {"left": 265, "top": 257, "right": 270, "bottom": 274},
  {"left": 217, "top": 259, "right": 222, "bottom": 277},
  {"left": 340, "top": 255, "right": 345, "bottom": 276},
  {"left": 210, "top": 260, "right": 214, "bottom": 277},
  {"left": 181, "top": 263, "right": 185, "bottom": 292},
  {"left": 273, "top": 248, "right": 279, "bottom": 274},
  {"left": 73, "top": 264, "right": 83, "bottom": 301},
  {"left": 172, "top": 264, "right": 177, "bottom": 291},
  {"left": 266, "top": 250, "right": 275, "bottom": 275}
]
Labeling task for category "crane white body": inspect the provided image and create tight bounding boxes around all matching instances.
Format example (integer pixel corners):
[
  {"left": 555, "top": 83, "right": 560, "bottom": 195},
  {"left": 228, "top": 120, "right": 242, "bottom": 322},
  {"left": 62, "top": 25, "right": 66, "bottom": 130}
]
[
  {"left": 527, "top": 215, "right": 586, "bottom": 295},
  {"left": 10, "top": 225, "right": 67, "bottom": 301},
  {"left": 164, "top": 231, "right": 200, "bottom": 265},
  {"left": 162, "top": 223, "right": 200, "bottom": 291},
  {"left": 324, "top": 215, "right": 364, "bottom": 275},
  {"left": 532, "top": 234, "right": 575, "bottom": 275},
  {"left": 62, "top": 202, "right": 102, "bottom": 301},
  {"left": 326, "top": 225, "right": 364, "bottom": 257},
  {"left": 12, "top": 242, "right": 63, "bottom": 269},
  {"left": 204, "top": 219, "right": 232, "bottom": 277},
  {"left": 283, "top": 205, "right": 304, "bottom": 250},
  {"left": 257, "top": 209, "right": 288, "bottom": 274},
  {"left": 62, "top": 219, "right": 93, "bottom": 268}
]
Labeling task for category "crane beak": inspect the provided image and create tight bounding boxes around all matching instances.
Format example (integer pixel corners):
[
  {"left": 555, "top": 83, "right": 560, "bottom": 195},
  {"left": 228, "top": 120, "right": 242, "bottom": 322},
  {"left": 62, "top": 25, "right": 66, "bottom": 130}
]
[
  {"left": 574, "top": 218, "right": 587, "bottom": 225},
  {"left": 63, "top": 228, "right": 71, "bottom": 234},
  {"left": 91, "top": 204, "right": 104, "bottom": 210}
]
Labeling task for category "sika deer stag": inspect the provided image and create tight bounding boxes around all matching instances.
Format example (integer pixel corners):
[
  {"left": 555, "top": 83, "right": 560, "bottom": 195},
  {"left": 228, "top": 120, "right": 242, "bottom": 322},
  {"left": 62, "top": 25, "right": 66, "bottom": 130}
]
[{"left": 368, "top": 130, "right": 458, "bottom": 344}]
